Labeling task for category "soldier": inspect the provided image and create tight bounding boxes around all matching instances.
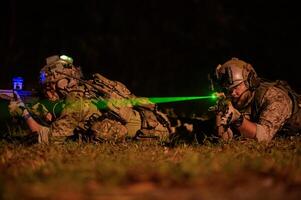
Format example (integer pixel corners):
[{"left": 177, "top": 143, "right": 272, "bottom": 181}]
[
  {"left": 9, "top": 55, "right": 172, "bottom": 144},
  {"left": 213, "top": 57, "right": 301, "bottom": 142}
]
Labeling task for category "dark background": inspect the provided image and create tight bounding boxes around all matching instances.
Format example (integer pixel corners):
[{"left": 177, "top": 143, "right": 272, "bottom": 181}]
[{"left": 1, "top": 0, "right": 300, "bottom": 115}]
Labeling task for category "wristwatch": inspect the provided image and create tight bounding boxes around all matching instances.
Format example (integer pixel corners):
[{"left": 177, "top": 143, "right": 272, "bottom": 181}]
[
  {"left": 23, "top": 113, "right": 32, "bottom": 120},
  {"left": 232, "top": 114, "right": 244, "bottom": 128},
  {"left": 20, "top": 107, "right": 31, "bottom": 120}
]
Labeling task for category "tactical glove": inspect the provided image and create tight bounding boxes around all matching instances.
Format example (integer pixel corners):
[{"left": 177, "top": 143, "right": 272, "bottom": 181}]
[
  {"left": 8, "top": 91, "right": 26, "bottom": 117},
  {"left": 216, "top": 112, "right": 233, "bottom": 140},
  {"left": 219, "top": 101, "right": 243, "bottom": 127}
]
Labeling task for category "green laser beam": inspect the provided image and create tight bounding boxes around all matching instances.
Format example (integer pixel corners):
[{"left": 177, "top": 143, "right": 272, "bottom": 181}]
[
  {"left": 93, "top": 94, "right": 217, "bottom": 109},
  {"left": 149, "top": 95, "right": 216, "bottom": 104}
]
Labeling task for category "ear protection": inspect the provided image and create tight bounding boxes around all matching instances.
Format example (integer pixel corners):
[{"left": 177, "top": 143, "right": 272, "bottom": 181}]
[
  {"left": 244, "top": 63, "right": 260, "bottom": 91},
  {"left": 215, "top": 58, "right": 260, "bottom": 92}
]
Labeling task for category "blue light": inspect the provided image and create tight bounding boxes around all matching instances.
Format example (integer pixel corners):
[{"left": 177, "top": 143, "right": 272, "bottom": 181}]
[
  {"left": 12, "top": 76, "right": 24, "bottom": 90},
  {"left": 39, "top": 71, "right": 46, "bottom": 84}
]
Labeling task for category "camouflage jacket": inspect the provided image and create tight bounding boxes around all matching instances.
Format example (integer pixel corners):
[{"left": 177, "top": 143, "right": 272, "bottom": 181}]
[
  {"left": 35, "top": 74, "right": 171, "bottom": 144},
  {"left": 36, "top": 90, "right": 101, "bottom": 143},
  {"left": 241, "top": 80, "right": 301, "bottom": 142}
]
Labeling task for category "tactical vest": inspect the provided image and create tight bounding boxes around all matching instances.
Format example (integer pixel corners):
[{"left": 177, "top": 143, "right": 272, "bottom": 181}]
[
  {"left": 84, "top": 73, "right": 171, "bottom": 137},
  {"left": 252, "top": 80, "right": 301, "bottom": 131}
]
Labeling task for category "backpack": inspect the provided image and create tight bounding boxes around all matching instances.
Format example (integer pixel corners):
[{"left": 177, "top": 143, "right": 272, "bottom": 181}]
[{"left": 87, "top": 73, "right": 172, "bottom": 137}]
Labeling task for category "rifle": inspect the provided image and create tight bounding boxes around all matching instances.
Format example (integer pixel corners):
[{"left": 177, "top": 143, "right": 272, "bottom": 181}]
[
  {"left": 0, "top": 89, "right": 37, "bottom": 102},
  {"left": 207, "top": 73, "right": 233, "bottom": 134},
  {"left": 55, "top": 70, "right": 154, "bottom": 106},
  {"left": 166, "top": 114, "right": 217, "bottom": 145},
  {"left": 208, "top": 92, "right": 230, "bottom": 113},
  {"left": 207, "top": 72, "right": 231, "bottom": 114}
]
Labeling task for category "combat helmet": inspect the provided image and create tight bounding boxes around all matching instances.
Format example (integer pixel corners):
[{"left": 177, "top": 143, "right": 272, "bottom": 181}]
[
  {"left": 39, "top": 55, "right": 82, "bottom": 92},
  {"left": 215, "top": 57, "right": 260, "bottom": 92}
]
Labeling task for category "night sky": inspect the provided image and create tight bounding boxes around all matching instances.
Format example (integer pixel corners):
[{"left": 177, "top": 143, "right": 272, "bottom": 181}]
[{"left": 1, "top": 0, "right": 301, "bottom": 114}]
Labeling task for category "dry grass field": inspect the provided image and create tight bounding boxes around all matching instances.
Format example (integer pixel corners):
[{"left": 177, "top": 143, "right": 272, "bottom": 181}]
[{"left": 1, "top": 131, "right": 301, "bottom": 200}]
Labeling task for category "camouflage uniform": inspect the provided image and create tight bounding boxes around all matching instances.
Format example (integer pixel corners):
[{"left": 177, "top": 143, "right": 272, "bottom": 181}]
[
  {"left": 36, "top": 88, "right": 170, "bottom": 144},
  {"left": 33, "top": 55, "right": 171, "bottom": 144},
  {"left": 36, "top": 91, "right": 103, "bottom": 143},
  {"left": 214, "top": 58, "right": 301, "bottom": 142},
  {"left": 240, "top": 82, "right": 293, "bottom": 142}
]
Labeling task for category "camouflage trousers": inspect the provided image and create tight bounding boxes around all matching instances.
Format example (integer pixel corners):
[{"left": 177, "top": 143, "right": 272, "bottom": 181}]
[{"left": 87, "top": 110, "right": 170, "bottom": 142}]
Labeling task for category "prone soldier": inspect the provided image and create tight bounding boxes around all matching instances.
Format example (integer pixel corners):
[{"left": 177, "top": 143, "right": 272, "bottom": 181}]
[
  {"left": 212, "top": 57, "right": 301, "bottom": 142},
  {"left": 8, "top": 55, "right": 172, "bottom": 144}
]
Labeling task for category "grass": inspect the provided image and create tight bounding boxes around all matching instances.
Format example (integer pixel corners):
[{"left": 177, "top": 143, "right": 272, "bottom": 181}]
[{"left": 0, "top": 132, "right": 301, "bottom": 199}]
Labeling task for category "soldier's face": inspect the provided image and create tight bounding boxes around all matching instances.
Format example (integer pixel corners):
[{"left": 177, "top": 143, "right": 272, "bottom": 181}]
[
  {"left": 229, "top": 82, "right": 248, "bottom": 100},
  {"left": 44, "top": 83, "right": 60, "bottom": 101},
  {"left": 45, "top": 90, "right": 60, "bottom": 101}
]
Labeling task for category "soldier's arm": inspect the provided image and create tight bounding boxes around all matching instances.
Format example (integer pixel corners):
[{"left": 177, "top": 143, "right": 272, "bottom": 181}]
[
  {"left": 236, "top": 117, "right": 257, "bottom": 139},
  {"left": 214, "top": 93, "right": 257, "bottom": 140},
  {"left": 50, "top": 97, "right": 100, "bottom": 137},
  {"left": 22, "top": 109, "right": 44, "bottom": 132},
  {"left": 242, "top": 87, "right": 292, "bottom": 142},
  {"left": 21, "top": 108, "right": 77, "bottom": 144},
  {"left": 22, "top": 97, "right": 93, "bottom": 143},
  {"left": 217, "top": 113, "right": 257, "bottom": 140},
  {"left": 20, "top": 108, "right": 50, "bottom": 143}
]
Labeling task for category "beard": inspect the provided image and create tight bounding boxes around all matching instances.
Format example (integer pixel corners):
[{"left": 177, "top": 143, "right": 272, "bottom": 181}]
[{"left": 232, "top": 90, "right": 254, "bottom": 110}]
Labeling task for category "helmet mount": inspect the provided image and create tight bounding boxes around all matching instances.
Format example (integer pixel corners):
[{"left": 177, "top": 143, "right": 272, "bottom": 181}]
[
  {"left": 215, "top": 57, "right": 260, "bottom": 92},
  {"left": 39, "top": 55, "right": 82, "bottom": 95}
]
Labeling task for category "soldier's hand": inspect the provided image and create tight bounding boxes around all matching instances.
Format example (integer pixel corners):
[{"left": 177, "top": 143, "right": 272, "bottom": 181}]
[
  {"left": 219, "top": 101, "right": 241, "bottom": 126},
  {"left": 216, "top": 112, "right": 234, "bottom": 140},
  {"left": 8, "top": 91, "right": 26, "bottom": 117}
]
